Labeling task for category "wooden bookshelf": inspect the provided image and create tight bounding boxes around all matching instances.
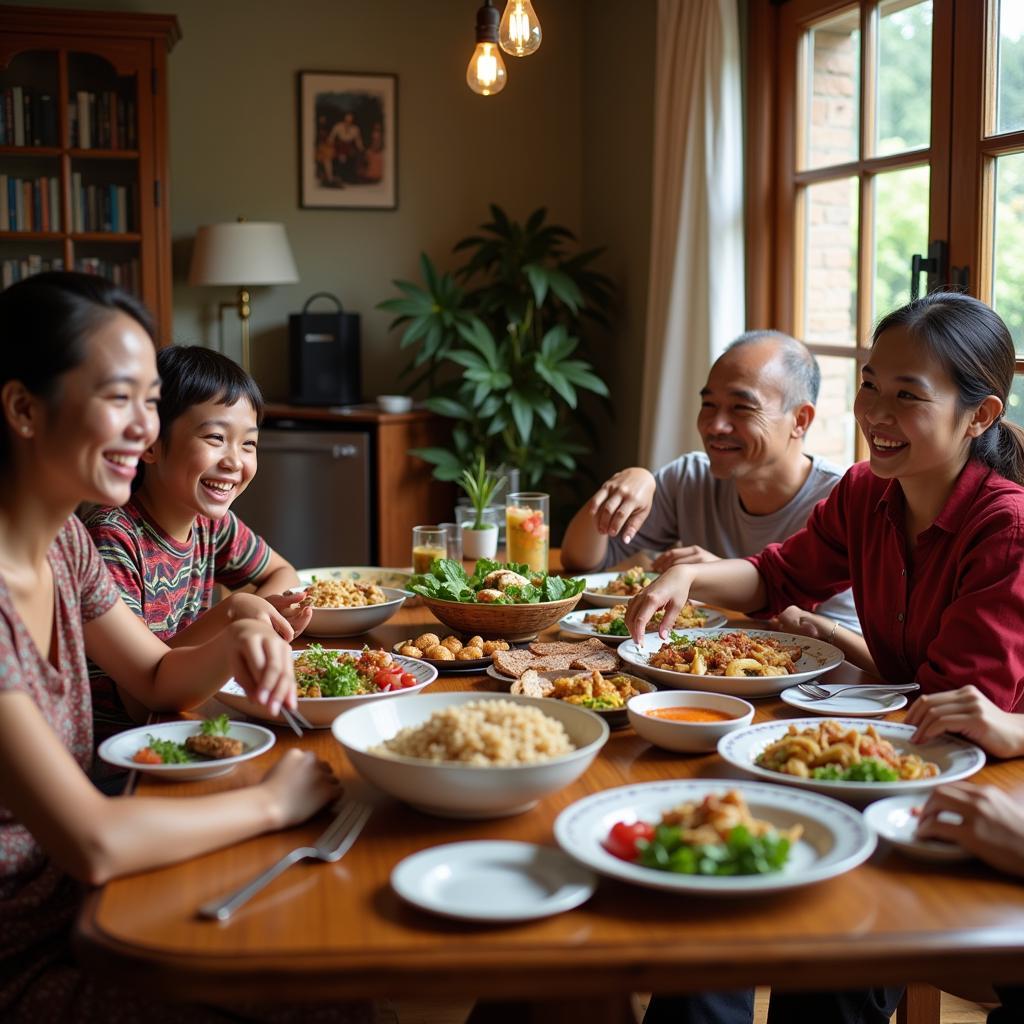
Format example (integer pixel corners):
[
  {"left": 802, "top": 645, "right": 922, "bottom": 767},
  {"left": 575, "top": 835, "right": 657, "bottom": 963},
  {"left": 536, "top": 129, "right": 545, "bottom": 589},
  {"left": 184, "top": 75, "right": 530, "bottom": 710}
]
[{"left": 0, "top": 6, "right": 180, "bottom": 341}]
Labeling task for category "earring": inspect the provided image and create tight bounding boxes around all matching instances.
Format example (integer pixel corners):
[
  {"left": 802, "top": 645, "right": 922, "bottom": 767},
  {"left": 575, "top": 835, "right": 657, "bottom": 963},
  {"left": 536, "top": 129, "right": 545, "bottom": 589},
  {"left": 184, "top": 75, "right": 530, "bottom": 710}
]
[{"left": 19, "top": 425, "right": 29, "bottom": 436}]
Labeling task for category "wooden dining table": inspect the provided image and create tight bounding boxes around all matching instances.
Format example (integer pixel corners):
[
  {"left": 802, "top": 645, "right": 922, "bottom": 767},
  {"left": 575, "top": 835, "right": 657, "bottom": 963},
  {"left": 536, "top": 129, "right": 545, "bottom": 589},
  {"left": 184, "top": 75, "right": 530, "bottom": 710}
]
[{"left": 75, "top": 596, "right": 1024, "bottom": 1023}]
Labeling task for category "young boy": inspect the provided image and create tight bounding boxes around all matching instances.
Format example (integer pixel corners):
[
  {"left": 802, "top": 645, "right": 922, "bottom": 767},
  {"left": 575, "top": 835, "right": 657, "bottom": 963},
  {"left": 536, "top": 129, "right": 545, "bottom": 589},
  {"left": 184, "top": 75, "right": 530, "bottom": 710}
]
[{"left": 84, "top": 345, "right": 311, "bottom": 738}]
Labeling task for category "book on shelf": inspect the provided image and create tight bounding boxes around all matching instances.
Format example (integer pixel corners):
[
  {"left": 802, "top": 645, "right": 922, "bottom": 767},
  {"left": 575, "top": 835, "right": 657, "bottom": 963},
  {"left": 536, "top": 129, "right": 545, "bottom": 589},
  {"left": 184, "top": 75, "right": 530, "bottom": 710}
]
[
  {"left": 1, "top": 254, "right": 65, "bottom": 289},
  {"left": 76, "top": 255, "right": 140, "bottom": 294},
  {"left": 0, "top": 176, "right": 62, "bottom": 231},
  {"left": 70, "top": 174, "right": 135, "bottom": 233},
  {"left": 68, "top": 89, "right": 136, "bottom": 150},
  {"left": 0, "top": 87, "right": 59, "bottom": 147}
]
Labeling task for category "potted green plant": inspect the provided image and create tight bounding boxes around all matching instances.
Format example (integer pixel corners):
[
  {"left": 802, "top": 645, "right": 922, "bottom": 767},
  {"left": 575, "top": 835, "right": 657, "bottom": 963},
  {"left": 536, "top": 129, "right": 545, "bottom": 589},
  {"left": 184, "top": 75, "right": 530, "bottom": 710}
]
[
  {"left": 378, "top": 205, "right": 613, "bottom": 490},
  {"left": 457, "top": 455, "right": 501, "bottom": 559}
]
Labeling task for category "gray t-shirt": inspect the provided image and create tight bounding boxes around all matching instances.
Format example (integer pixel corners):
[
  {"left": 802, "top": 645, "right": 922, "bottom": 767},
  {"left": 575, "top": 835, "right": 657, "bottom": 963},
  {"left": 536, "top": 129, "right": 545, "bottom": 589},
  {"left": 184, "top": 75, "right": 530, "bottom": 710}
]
[{"left": 603, "top": 451, "right": 861, "bottom": 633}]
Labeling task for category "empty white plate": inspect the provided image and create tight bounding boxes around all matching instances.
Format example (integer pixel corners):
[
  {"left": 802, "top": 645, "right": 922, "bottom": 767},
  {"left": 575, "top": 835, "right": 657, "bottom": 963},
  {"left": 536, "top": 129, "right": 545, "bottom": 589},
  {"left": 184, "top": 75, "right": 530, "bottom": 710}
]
[
  {"left": 780, "top": 683, "right": 908, "bottom": 717},
  {"left": 391, "top": 840, "right": 597, "bottom": 922},
  {"left": 863, "top": 794, "right": 972, "bottom": 863}
]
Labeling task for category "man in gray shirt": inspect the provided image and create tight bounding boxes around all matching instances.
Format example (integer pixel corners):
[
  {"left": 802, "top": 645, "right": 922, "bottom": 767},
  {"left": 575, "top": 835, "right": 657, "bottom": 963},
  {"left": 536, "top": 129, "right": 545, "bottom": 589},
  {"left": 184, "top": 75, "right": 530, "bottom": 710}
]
[{"left": 561, "top": 330, "right": 861, "bottom": 636}]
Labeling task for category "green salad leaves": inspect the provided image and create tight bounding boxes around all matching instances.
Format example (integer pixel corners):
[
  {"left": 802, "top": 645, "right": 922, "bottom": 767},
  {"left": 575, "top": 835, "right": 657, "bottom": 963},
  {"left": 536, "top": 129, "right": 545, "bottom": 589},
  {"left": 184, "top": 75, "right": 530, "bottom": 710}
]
[
  {"left": 811, "top": 757, "right": 900, "bottom": 782},
  {"left": 143, "top": 735, "right": 195, "bottom": 764},
  {"left": 638, "top": 824, "right": 793, "bottom": 876},
  {"left": 296, "top": 644, "right": 364, "bottom": 697},
  {"left": 409, "top": 559, "right": 586, "bottom": 604}
]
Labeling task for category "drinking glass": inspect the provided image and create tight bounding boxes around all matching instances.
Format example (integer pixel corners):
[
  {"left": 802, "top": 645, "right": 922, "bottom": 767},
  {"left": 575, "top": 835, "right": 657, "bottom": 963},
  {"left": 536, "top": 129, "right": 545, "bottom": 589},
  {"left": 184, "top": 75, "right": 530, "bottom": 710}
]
[
  {"left": 411, "top": 526, "right": 447, "bottom": 574},
  {"left": 438, "top": 522, "right": 463, "bottom": 563},
  {"left": 505, "top": 492, "right": 549, "bottom": 572}
]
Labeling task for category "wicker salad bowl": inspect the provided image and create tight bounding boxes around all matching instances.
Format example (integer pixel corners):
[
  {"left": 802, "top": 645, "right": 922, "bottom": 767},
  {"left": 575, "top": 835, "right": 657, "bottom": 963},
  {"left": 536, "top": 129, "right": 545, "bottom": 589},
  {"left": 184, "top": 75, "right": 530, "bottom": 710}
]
[{"left": 419, "top": 593, "right": 584, "bottom": 642}]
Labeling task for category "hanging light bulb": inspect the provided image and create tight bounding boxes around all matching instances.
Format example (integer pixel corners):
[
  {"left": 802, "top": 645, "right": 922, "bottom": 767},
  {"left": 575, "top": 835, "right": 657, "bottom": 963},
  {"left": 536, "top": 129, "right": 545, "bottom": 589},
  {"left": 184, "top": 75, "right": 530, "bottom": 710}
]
[
  {"left": 467, "top": 0, "right": 508, "bottom": 96},
  {"left": 499, "top": 0, "right": 542, "bottom": 57}
]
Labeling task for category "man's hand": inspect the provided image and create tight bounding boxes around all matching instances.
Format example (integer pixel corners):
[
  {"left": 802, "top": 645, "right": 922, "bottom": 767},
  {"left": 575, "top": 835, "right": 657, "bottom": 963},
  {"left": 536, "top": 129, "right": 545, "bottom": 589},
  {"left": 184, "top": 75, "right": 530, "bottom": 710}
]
[
  {"left": 652, "top": 545, "right": 720, "bottom": 571},
  {"left": 588, "top": 468, "right": 657, "bottom": 545}
]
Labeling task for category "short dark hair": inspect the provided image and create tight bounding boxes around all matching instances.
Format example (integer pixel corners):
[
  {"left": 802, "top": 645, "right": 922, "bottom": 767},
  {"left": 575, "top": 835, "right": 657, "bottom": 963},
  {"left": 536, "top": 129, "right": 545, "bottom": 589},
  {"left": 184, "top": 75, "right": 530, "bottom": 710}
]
[
  {"left": 873, "top": 291, "right": 1024, "bottom": 486},
  {"left": 0, "top": 271, "right": 155, "bottom": 471},
  {"left": 155, "top": 345, "right": 264, "bottom": 442},
  {"left": 723, "top": 329, "right": 821, "bottom": 409}
]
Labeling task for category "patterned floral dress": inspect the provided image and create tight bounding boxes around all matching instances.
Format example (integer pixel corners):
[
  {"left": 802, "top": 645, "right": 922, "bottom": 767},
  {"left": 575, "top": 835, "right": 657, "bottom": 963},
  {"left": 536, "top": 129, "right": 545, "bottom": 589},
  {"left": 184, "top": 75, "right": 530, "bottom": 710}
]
[{"left": 0, "top": 518, "right": 377, "bottom": 1024}]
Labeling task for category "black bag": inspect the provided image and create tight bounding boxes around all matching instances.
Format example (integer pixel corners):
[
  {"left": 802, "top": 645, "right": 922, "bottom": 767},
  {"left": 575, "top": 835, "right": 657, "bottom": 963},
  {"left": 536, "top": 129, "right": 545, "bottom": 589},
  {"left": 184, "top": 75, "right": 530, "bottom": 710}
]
[{"left": 288, "top": 292, "right": 362, "bottom": 406}]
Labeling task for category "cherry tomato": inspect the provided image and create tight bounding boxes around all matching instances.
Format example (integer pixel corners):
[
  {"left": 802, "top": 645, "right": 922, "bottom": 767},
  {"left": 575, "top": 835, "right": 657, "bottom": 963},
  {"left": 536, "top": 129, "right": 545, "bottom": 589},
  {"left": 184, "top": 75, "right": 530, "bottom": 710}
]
[
  {"left": 374, "top": 668, "right": 401, "bottom": 690},
  {"left": 401, "top": 672, "right": 419, "bottom": 689},
  {"left": 133, "top": 747, "right": 163, "bottom": 765},
  {"left": 604, "top": 820, "right": 655, "bottom": 861}
]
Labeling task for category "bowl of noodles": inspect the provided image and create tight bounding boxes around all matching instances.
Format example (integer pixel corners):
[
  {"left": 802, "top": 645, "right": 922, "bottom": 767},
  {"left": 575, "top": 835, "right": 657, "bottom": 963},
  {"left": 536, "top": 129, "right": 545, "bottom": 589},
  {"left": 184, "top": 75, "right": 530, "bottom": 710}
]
[
  {"left": 217, "top": 647, "right": 437, "bottom": 728},
  {"left": 295, "top": 577, "right": 407, "bottom": 638},
  {"left": 717, "top": 717, "right": 986, "bottom": 803}
]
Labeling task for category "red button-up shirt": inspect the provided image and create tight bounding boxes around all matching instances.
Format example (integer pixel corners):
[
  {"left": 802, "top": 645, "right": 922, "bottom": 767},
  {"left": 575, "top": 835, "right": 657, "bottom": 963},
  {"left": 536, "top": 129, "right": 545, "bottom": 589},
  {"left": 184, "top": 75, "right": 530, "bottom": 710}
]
[{"left": 749, "top": 459, "right": 1024, "bottom": 711}]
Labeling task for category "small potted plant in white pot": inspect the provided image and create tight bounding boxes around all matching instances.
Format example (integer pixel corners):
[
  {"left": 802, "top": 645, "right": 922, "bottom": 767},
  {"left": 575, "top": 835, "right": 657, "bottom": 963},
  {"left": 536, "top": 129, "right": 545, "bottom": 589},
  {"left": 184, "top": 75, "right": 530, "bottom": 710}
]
[{"left": 458, "top": 456, "right": 501, "bottom": 559}]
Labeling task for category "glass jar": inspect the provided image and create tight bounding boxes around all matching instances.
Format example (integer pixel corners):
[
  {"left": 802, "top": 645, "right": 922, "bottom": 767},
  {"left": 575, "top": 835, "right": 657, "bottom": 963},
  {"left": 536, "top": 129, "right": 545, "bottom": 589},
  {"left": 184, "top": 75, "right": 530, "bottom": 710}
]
[
  {"left": 505, "top": 492, "right": 549, "bottom": 572},
  {"left": 411, "top": 525, "right": 447, "bottom": 574}
]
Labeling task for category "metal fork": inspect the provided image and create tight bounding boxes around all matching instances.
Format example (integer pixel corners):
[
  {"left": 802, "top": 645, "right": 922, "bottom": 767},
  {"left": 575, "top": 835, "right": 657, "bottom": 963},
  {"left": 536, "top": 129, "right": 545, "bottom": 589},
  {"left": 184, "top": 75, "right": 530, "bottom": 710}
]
[
  {"left": 198, "top": 801, "right": 372, "bottom": 922},
  {"left": 797, "top": 681, "right": 920, "bottom": 701}
]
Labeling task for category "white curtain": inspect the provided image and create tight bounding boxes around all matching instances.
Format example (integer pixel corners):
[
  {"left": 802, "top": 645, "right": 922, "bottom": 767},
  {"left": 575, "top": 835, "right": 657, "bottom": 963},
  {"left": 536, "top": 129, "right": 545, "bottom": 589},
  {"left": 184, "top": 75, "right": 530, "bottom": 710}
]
[{"left": 639, "top": 0, "right": 746, "bottom": 468}]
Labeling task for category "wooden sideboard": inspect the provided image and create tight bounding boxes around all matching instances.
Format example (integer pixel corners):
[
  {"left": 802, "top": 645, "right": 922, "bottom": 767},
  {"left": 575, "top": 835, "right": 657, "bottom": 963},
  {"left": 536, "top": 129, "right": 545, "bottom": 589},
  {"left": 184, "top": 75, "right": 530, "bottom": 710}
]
[{"left": 261, "top": 402, "right": 454, "bottom": 567}]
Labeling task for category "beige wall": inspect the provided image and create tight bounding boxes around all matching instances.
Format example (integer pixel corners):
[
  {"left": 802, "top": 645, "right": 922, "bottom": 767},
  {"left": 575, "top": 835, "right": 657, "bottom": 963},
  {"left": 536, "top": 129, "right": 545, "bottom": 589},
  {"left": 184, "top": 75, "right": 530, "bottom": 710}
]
[{"left": 24, "top": 0, "right": 655, "bottom": 478}]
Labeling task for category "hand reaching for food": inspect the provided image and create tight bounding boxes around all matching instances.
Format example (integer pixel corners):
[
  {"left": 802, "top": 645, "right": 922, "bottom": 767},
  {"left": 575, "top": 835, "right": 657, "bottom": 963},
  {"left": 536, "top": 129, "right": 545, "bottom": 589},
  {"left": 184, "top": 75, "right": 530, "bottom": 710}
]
[
  {"left": 265, "top": 591, "right": 314, "bottom": 636},
  {"left": 651, "top": 545, "right": 720, "bottom": 571},
  {"left": 624, "top": 564, "right": 697, "bottom": 643},
  {"left": 916, "top": 782, "right": 1024, "bottom": 878},
  {"left": 905, "top": 685, "right": 1024, "bottom": 758},
  {"left": 588, "top": 467, "right": 657, "bottom": 544}
]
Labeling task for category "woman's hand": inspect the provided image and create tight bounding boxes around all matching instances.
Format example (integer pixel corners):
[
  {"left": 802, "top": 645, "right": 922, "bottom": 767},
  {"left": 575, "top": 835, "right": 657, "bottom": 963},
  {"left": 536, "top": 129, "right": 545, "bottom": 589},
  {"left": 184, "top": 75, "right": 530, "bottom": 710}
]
[
  {"left": 771, "top": 606, "right": 835, "bottom": 640},
  {"left": 588, "top": 468, "right": 657, "bottom": 544},
  {"left": 916, "top": 782, "right": 1024, "bottom": 878},
  {"left": 624, "top": 564, "right": 697, "bottom": 643},
  {"left": 260, "top": 749, "right": 342, "bottom": 830},
  {"left": 264, "top": 592, "right": 314, "bottom": 637},
  {"left": 223, "top": 592, "right": 295, "bottom": 642},
  {"left": 904, "top": 685, "right": 1024, "bottom": 758},
  {"left": 225, "top": 619, "right": 297, "bottom": 716},
  {"left": 651, "top": 545, "right": 720, "bottom": 572}
]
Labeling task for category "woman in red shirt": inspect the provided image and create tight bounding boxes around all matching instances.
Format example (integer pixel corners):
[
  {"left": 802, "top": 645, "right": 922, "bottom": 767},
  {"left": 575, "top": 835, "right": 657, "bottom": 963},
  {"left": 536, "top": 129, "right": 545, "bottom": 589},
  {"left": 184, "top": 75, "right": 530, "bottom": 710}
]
[{"left": 627, "top": 291, "right": 1024, "bottom": 712}]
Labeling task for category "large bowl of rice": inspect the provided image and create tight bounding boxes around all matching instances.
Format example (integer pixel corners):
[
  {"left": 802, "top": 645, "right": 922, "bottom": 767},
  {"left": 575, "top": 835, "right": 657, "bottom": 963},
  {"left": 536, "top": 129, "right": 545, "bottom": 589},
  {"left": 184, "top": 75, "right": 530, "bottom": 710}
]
[{"left": 332, "top": 692, "right": 609, "bottom": 818}]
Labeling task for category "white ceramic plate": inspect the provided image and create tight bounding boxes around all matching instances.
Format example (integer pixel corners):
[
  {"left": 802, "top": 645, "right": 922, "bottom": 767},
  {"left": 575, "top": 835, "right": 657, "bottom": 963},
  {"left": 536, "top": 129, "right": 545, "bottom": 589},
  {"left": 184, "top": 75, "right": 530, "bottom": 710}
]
[
  {"left": 863, "top": 794, "right": 972, "bottom": 863},
  {"left": 717, "top": 718, "right": 986, "bottom": 802},
  {"left": 560, "top": 606, "right": 728, "bottom": 644},
  {"left": 98, "top": 720, "right": 275, "bottom": 781},
  {"left": 391, "top": 840, "right": 597, "bottom": 921},
  {"left": 554, "top": 779, "right": 875, "bottom": 895},
  {"left": 218, "top": 649, "right": 438, "bottom": 728},
  {"left": 619, "top": 629, "right": 844, "bottom": 698},
  {"left": 581, "top": 570, "right": 658, "bottom": 608},
  {"left": 780, "top": 683, "right": 908, "bottom": 718}
]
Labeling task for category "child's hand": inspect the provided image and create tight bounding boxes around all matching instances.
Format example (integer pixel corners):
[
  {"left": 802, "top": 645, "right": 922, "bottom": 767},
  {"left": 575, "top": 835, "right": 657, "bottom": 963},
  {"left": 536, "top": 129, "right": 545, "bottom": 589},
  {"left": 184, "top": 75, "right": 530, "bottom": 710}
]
[
  {"left": 224, "top": 619, "right": 297, "bottom": 716},
  {"left": 917, "top": 782, "right": 1024, "bottom": 878},
  {"left": 905, "top": 685, "right": 1024, "bottom": 758},
  {"left": 224, "top": 593, "right": 295, "bottom": 642},
  {"left": 260, "top": 749, "right": 341, "bottom": 830},
  {"left": 265, "top": 592, "right": 314, "bottom": 637}
]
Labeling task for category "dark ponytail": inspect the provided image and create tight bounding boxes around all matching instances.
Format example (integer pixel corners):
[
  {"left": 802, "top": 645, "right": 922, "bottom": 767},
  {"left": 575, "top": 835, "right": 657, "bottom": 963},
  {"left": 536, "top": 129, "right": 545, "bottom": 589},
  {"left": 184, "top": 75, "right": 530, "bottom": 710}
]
[
  {"left": 0, "top": 271, "right": 155, "bottom": 471},
  {"left": 873, "top": 291, "right": 1024, "bottom": 486}
]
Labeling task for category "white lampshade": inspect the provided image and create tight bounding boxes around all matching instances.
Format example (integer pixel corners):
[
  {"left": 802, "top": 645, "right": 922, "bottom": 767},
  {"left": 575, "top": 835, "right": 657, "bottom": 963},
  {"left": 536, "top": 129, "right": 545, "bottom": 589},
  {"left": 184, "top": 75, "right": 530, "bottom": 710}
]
[{"left": 188, "top": 221, "right": 299, "bottom": 286}]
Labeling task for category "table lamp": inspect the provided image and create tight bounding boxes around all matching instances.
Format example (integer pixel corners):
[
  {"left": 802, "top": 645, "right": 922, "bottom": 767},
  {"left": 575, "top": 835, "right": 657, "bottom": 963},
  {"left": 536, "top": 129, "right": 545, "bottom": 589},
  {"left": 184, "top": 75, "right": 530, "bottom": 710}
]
[{"left": 188, "top": 219, "right": 299, "bottom": 372}]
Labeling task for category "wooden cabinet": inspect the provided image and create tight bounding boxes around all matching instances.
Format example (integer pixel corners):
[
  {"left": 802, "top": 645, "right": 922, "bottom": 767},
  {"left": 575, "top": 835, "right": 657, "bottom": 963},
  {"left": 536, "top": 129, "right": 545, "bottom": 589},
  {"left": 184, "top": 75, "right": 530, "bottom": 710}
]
[
  {"left": 261, "top": 403, "right": 456, "bottom": 567},
  {"left": 0, "top": 6, "right": 179, "bottom": 341}
]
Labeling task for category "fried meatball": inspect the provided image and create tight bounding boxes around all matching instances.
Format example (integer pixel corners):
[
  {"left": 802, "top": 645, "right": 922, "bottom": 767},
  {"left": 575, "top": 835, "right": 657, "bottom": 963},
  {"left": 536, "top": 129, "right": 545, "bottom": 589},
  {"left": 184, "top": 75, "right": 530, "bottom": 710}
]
[
  {"left": 476, "top": 588, "right": 505, "bottom": 603},
  {"left": 399, "top": 644, "right": 423, "bottom": 658},
  {"left": 480, "top": 569, "right": 531, "bottom": 591},
  {"left": 440, "top": 636, "right": 463, "bottom": 653},
  {"left": 185, "top": 734, "right": 245, "bottom": 760},
  {"left": 482, "top": 640, "right": 511, "bottom": 655},
  {"left": 457, "top": 646, "right": 484, "bottom": 660},
  {"left": 467, "top": 635, "right": 484, "bottom": 649},
  {"left": 414, "top": 632, "right": 440, "bottom": 650},
  {"left": 425, "top": 644, "right": 455, "bottom": 660}
]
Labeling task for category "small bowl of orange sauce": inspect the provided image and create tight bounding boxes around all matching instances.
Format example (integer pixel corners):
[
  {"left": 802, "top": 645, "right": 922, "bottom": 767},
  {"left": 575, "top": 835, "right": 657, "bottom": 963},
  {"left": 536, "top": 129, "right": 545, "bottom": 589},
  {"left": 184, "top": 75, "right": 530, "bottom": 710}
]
[{"left": 627, "top": 690, "right": 754, "bottom": 753}]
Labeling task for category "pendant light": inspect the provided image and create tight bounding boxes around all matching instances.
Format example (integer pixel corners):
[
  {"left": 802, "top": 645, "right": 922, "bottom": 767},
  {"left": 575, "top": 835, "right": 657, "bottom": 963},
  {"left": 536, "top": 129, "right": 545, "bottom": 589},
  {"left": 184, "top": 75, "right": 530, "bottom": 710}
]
[
  {"left": 466, "top": 0, "right": 507, "bottom": 96},
  {"left": 499, "top": 0, "right": 542, "bottom": 57}
]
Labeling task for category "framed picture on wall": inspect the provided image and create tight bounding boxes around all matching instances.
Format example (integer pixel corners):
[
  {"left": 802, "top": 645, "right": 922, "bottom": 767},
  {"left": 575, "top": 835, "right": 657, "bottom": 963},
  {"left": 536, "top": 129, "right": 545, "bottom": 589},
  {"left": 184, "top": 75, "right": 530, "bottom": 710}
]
[{"left": 298, "top": 71, "right": 397, "bottom": 210}]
